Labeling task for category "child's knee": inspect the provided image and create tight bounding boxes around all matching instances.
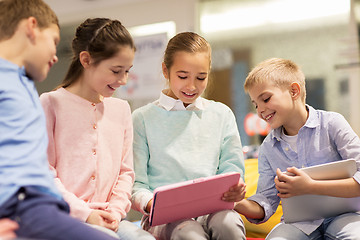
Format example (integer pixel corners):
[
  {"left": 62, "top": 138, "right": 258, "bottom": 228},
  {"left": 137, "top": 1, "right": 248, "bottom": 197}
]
[
  {"left": 168, "top": 220, "right": 207, "bottom": 240},
  {"left": 207, "top": 210, "right": 246, "bottom": 239}
]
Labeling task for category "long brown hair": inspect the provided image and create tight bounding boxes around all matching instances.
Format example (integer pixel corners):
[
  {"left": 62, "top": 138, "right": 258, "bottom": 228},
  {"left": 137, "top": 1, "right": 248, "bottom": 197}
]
[{"left": 58, "top": 18, "right": 135, "bottom": 89}]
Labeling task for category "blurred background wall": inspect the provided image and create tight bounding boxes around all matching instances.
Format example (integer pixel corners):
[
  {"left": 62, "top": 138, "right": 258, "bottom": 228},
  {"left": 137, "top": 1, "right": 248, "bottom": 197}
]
[{"left": 39, "top": 0, "right": 360, "bottom": 144}]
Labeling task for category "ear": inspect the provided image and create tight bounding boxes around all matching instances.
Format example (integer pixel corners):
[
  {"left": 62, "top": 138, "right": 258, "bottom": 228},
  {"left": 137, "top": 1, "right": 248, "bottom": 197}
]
[
  {"left": 290, "top": 82, "right": 301, "bottom": 100},
  {"left": 79, "top": 51, "right": 92, "bottom": 69},
  {"left": 25, "top": 17, "right": 38, "bottom": 42},
  {"left": 162, "top": 62, "right": 169, "bottom": 79}
]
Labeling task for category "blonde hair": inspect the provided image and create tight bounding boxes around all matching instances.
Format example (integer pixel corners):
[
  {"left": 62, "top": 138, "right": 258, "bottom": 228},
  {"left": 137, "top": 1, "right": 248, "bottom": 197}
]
[
  {"left": 244, "top": 58, "right": 306, "bottom": 102},
  {"left": 0, "top": 0, "right": 59, "bottom": 41}
]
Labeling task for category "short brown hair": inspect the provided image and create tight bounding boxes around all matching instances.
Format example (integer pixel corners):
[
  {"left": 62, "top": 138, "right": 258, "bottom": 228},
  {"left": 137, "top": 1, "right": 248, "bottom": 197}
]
[
  {"left": 163, "top": 32, "right": 211, "bottom": 70},
  {"left": 0, "top": 0, "right": 59, "bottom": 41},
  {"left": 244, "top": 58, "right": 306, "bottom": 102}
]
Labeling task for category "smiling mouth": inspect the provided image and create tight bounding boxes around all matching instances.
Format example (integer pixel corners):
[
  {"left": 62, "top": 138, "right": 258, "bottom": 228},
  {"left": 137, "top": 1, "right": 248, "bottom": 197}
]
[
  {"left": 182, "top": 91, "right": 196, "bottom": 97},
  {"left": 264, "top": 113, "right": 275, "bottom": 121},
  {"left": 108, "top": 85, "right": 116, "bottom": 90}
]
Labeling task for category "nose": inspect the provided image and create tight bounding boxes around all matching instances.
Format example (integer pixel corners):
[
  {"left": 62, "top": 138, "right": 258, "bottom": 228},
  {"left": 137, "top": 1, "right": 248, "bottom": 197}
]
[
  {"left": 186, "top": 79, "right": 196, "bottom": 91},
  {"left": 118, "top": 73, "right": 128, "bottom": 85},
  {"left": 53, "top": 55, "right": 58, "bottom": 64},
  {"left": 256, "top": 102, "right": 265, "bottom": 117}
]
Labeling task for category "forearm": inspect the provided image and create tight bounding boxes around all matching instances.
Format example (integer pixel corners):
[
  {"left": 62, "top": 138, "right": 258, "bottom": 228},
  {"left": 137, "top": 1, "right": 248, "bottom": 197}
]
[
  {"left": 108, "top": 171, "right": 134, "bottom": 220},
  {"left": 53, "top": 178, "right": 92, "bottom": 221},
  {"left": 131, "top": 187, "right": 153, "bottom": 215},
  {"left": 234, "top": 199, "right": 265, "bottom": 220},
  {"left": 310, "top": 178, "right": 360, "bottom": 198}
]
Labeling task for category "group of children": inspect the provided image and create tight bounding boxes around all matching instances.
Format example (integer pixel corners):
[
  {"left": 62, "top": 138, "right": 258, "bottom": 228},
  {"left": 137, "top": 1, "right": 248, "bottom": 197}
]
[{"left": 1, "top": 0, "right": 360, "bottom": 240}]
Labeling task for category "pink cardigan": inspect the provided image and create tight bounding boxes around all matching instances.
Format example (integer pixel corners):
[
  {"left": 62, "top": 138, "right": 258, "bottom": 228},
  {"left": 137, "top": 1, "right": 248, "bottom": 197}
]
[{"left": 40, "top": 88, "right": 134, "bottom": 222}]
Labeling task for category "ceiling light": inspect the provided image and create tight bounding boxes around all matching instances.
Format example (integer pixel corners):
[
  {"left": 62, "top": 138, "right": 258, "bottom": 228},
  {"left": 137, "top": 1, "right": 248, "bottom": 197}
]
[{"left": 201, "top": 0, "right": 350, "bottom": 33}]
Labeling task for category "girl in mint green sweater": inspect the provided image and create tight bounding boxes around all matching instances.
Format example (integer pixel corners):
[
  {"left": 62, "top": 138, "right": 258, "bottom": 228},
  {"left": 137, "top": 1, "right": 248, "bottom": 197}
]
[{"left": 131, "top": 32, "right": 246, "bottom": 240}]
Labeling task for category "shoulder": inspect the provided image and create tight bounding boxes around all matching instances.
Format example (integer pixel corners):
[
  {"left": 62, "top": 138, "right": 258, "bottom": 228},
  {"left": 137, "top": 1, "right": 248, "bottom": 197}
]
[
  {"left": 311, "top": 107, "right": 347, "bottom": 128},
  {"left": 204, "top": 99, "right": 234, "bottom": 115},
  {"left": 0, "top": 60, "right": 19, "bottom": 89},
  {"left": 132, "top": 103, "right": 160, "bottom": 131},
  {"left": 0, "top": 73, "right": 18, "bottom": 92},
  {"left": 305, "top": 106, "right": 355, "bottom": 142},
  {"left": 132, "top": 103, "right": 158, "bottom": 118},
  {"left": 105, "top": 97, "right": 131, "bottom": 112},
  {"left": 204, "top": 100, "right": 237, "bottom": 126},
  {"left": 39, "top": 89, "right": 62, "bottom": 108},
  {"left": 103, "top": 98, "right": 133, "bottom": 125},
  {"left": 40, "top": 87, "right": 67, "bottom": 98}
]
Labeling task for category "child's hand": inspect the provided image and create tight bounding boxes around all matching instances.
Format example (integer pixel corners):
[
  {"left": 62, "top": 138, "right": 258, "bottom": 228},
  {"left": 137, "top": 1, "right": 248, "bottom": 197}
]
[
  {"left": 145, "top": 199, "right": 153, "bottom": 213},
  {"left": 275, "top": 167, "right": 314, "bottom": 198},
  {"left": 222, "top": 178, "right": 246, "bottom": 202},
  {"left": 0, "top": 218, "right": 18, "bottom": 239},
  {"left": 86, "top": 210, "right": 118, "bottom": 232},
  {"left": 103, "top": 213, "right": 119, "bottom": 232}
]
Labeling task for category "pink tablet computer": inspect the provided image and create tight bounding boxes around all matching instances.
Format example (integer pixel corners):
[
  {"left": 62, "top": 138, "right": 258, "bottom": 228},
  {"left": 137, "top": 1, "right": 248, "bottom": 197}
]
[{"left": 149, "top": 172, "right": 241, "bottom": 226}]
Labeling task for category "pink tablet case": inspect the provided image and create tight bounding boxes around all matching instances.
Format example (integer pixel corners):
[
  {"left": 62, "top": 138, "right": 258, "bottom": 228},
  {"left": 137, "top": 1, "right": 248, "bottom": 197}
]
[{"left": 149, "top": 172, "right": 241, "bottom": 226}]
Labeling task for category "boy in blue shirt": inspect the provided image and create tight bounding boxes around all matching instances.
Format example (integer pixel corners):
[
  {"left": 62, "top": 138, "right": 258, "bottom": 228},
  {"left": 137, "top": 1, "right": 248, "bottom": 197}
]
[
  {"left": 0, "top": 0, "right": 117, "bottom": 239},
  {"left": 235, "top": 58, "right": 360, "bottom": 239}
]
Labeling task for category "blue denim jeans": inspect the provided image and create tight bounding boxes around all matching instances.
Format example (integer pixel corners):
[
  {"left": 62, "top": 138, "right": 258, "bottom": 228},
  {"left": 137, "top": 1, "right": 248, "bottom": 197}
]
[
  {"left": 266, "top": 212, "right": 360, "bottom": 240},
  {"left": 0, "top": 186, "right": 117, "bottom": 240}
]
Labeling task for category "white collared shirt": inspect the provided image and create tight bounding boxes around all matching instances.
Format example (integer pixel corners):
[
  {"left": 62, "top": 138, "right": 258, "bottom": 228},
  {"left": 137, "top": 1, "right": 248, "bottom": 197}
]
[{"left": 153, "top": 90, "right": 207, "bottom": 111}]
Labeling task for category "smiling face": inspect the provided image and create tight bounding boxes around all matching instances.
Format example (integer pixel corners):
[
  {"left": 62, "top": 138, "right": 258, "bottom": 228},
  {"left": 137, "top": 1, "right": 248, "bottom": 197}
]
[
  {"left": 248, "top": 81, "right": 295, "bottom": 131},
  {"left": 163, "top": 51, "right": 210, "bottom": 106},
  {"left": 25, "top": 23, "right": 60, "bottom": 82},
  {"left": 84, "top": 46, "right": 135, "bottom": 100}
]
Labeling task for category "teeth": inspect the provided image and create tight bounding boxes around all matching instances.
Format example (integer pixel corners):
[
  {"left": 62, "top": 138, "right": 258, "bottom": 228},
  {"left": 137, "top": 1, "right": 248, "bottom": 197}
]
[
  {"left": 265, "top": 114, "right": 273, "bottom": 120},
  {"left": 184, "top": 92, "right": 195, "bottom": 96},
  {"left": 108, "top": 85, "right": 115, "bottom": 90}
]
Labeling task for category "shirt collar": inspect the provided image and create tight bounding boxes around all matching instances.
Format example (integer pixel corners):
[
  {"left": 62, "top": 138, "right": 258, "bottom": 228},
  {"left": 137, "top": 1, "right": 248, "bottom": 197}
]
[
  {"left": 303, "top": 105, "right": 319, "bottom": 129},
  {"left": 270, "top": 104, "right": 319, "bottom": 146},
  {"left": 158, "top": 90, "right": 206, "bottom": 111},
  {"left": 0, "top": 58, "right": 26, "bottom": 76}
]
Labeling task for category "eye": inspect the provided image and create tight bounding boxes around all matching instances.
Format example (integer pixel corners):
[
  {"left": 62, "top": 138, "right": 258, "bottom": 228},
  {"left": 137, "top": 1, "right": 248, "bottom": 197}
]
[
  {"left": 264, "top": 97, "right": 271, "bottom": 103},
  {"left": 178, "top": 76, "right": 187, "bottom": 79},
  {"left": 251, "top": 101, "right": 258, "bottom": 109},
  {"left": 197, "top": 77, "right": 206, "bottom": 81}
]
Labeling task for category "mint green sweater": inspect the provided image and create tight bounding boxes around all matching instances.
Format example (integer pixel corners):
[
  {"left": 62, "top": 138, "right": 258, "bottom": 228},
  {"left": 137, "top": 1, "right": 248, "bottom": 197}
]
[{"left": 131, "top": 100, "right": 245, "bottom": 213}]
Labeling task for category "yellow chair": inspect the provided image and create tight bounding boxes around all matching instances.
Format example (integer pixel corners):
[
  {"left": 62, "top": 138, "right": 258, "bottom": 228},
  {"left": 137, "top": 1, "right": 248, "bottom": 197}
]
[{"left": 241, "top": 158, "right": 282, "bottom": 238}]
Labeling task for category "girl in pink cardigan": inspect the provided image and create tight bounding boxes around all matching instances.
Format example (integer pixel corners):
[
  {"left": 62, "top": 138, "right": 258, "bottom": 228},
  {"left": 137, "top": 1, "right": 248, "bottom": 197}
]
[{"left": 40, "top": 18, "right": 154, "bottom": 240}]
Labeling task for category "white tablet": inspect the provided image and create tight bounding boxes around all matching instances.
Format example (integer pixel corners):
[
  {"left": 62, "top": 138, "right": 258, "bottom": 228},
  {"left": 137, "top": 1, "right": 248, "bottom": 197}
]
[{"left": 281, "top": 159, "right": 360, "bottom": 223}]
